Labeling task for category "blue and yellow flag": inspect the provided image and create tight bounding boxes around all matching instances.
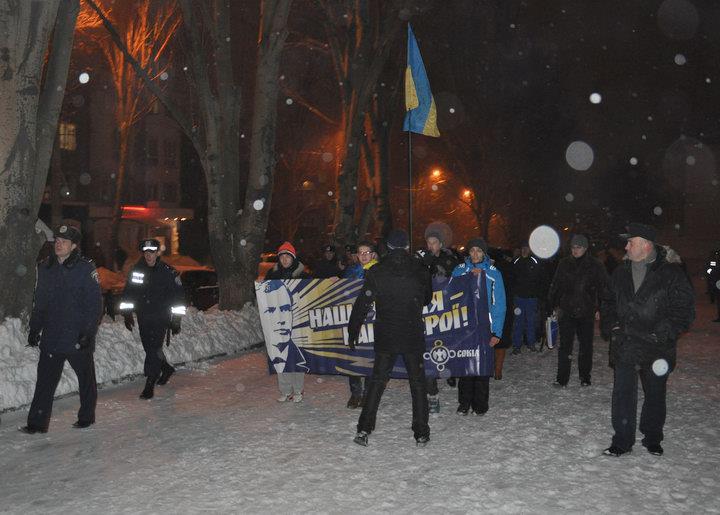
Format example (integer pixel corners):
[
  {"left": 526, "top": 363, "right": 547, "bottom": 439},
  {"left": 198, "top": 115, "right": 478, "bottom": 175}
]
[{"left": 403, "top": 24, "right": 440, "bottom": 137}]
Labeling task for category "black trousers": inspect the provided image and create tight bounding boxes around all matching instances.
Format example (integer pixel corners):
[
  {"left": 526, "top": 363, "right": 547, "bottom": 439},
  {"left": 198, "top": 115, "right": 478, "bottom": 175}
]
[
  {"left": 611, "top": 363, "right": 669, "bottom": 450},
  {"left": 556, "top": 315, "right": 594, "bottom": 384},
  {"left": 457, "top": 376, "right": 490, "bottom": 413},
  {"left": 139, "top": 320, "right": 169, "bottom": 380},
  {"left": 357, "top": 351, "right": 429, "bottom": 439},
  {"left": 426, "top": 377, "right": 439, "bottom": 396},
  {"left": 27, "top": 351, "right": 97, "bottom": 430}
]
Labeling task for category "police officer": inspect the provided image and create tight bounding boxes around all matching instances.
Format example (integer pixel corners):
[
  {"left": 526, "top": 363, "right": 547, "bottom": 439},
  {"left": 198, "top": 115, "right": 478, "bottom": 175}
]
[
  {"left": 21, "top": 225, "right": 103, "bottom": 434},
  {"left": 119, "top": 239, "right": 185, "bottom": 399}
]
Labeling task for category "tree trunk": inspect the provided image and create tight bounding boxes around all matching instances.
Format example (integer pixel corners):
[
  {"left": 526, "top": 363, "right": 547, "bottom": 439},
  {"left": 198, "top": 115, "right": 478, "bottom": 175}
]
[
  {"left": 234, "top": 0, "right": 293, "bottom": 307},
  {"left": 110, "top": 124, "right": 130, "bottom": 268},
  {"left": 50, "top": 139, "right": 64, "bottom": 226},
  {"left": 0, "top": 0, "right": 77, "bottom": 322}
]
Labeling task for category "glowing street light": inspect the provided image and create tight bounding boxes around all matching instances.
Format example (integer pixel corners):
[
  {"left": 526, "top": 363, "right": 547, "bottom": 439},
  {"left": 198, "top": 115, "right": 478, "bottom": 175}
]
[
  {"left": 462, "top": 189, "right": 472, "bottom": 198},
  {"left": 431, "top": 168, "right": 442, "bottom": 178}
]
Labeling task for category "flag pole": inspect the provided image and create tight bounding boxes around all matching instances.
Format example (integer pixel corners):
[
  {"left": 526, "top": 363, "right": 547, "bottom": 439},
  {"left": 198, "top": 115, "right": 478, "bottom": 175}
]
[{"left": 408, "top": 117, "right": 413, "bottom": 253}]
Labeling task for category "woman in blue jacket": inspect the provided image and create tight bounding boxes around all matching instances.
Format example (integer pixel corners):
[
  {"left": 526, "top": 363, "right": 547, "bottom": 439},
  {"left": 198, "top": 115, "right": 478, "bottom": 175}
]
[{"left": 451, "top": 238, "right": 506, "bottom": 415}]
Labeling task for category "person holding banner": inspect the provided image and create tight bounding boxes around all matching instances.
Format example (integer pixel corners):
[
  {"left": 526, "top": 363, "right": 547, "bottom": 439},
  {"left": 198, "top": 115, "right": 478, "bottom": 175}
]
[
  {"left": 348, "top": 229, "right": 433, "bottom": 447},
  {"left": 414, "top": 226, "right": 461, "bottom": 413},
  {"left": 340, "top": 241, "right": 378, "bottom": 408},
  {"left": 264, "top": 241, "right": 308, "bottom": 402},
  {"left": 450, "top": 238, "right": 506, "bottom": 415}
]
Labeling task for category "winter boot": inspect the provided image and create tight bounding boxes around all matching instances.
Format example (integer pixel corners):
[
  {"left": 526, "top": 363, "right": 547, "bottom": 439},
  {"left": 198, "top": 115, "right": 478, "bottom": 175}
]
[
  {"left": 415, "top": 435, "right": 430, "bottom": 447},
  {"left": 494, "top": 348, "right": 506, "bottom": 380},
  {"left": 139, "top": 378, "right": 156, "bottom": 399},
  {"left": 428, "top": 395, "right": 440, "bottom": 414},
  {"left": 354, "top": 431, "right": 369, "bottom": 447},
  {"left": 157, "top": 363, "right": 175, "bottom": 386},
  {"left": 346, "top": 396, "right": 361, "bottom": 409}
]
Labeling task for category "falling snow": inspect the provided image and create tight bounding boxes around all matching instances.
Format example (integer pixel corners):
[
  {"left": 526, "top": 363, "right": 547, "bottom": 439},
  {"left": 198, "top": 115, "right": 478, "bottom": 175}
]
[{"left": 1, "top": 286, "right": 718, "bottom": 512}]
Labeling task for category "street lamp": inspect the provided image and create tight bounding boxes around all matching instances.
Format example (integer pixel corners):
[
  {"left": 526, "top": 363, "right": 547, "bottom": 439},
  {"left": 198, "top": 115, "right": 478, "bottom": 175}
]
[{"left": 431, "top": 168, "right": 442, "bottom": 179}]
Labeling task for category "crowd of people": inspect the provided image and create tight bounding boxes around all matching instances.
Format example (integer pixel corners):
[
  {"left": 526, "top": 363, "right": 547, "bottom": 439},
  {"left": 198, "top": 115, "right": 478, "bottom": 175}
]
[
  {"left": 12, "top": 220, "right": 697, "bottom": 458},
  {"left": 265, "top": 222, "right": 695, "bottom": 454}
]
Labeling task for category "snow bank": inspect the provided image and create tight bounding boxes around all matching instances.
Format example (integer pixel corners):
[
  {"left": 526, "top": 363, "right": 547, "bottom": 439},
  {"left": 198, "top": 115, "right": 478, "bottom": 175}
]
[{"left": 0, "top": 304, "right": 264, "bottom": 412}]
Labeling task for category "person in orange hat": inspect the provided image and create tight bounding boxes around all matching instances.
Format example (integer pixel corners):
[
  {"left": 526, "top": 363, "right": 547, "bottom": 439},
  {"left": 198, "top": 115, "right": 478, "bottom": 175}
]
[
  {"left": 265, "top": 241, "right": 306, "bottom": 280},
  {"left": 264, "top": 241, "right": 308, "bottom": 402}
]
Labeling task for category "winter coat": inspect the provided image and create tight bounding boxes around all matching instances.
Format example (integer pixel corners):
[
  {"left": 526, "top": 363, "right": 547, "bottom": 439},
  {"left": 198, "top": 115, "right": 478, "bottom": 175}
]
[
  {"left": 29, "top": 249, "right": 103, "bottom": 354},
  {"left": 600, "top": 246, "right": 695, "bottom": 370},
  {"left": 512, "top": 255, "right": 544, "bottom": 298},
  {"left": 414, "top": 247, "right": 461, "bottom": 280},
  {"left": 313, "top": 258, "right": 343, "bottom": 279},
  {"left": 549, "top": 253, "right": 608, "bottom": 319},
  {"left": 451, "top": 256, "right": 507, "bottom": 338},
  {"left": 122, "top": 258, "right": 185, "bottom": 325},
  {"left": 265, "top": 259, "right": 306, "bottom": 280},
  {"left": 347, "top": 249, "right": 432, "bottom": 354}
]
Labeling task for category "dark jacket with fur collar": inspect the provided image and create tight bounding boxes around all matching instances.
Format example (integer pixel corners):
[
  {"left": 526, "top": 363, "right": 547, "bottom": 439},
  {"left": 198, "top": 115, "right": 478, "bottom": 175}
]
[{"left": 600, "top": 245, "right": 694, "bottom": 370}]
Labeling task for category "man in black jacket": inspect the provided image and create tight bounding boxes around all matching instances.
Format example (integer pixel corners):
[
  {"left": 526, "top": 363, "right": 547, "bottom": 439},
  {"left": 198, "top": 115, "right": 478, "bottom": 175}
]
[
  {"left": 21, "top": 225, "right": 103, "bottom": 434},
  {"left": 548, "top": 234, "right": 608, "bottom": 387},
  {"left": 348, "top": 229, "right": 433, "bottom": 447},
  {"left": 511, "top": 243, "right": 544, "bottom": 353},
  {"left": 120, "top": 239, "right": 185, "bottom": 400},
  {"left": 600, "top": 223, "right": 694, "bottom": 457}
]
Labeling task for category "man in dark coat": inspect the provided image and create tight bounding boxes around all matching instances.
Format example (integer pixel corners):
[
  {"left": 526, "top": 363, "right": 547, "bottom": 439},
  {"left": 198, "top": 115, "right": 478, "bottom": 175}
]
[
  {"left": 313, "top": 244, "right": 343, "bottom": 279},
  {"left": 348, "top": 229, "right": 433, "bottom": 447},
  {"left": 120, "top": 239, "right": 186, "bottom": 400},
  {"left": 549, "top": 234, "right": 608, "bottom": 387},
  {"left": 511, "top": 243, "right": 544, "bottom": 353},
  {"left": 414, "top": 228, "right": 461, "bottom": 412},
  {"left": 21, "top": 225, "right": 103, "bottom": 434},
  {"left": 600, "top": 223, "right": 695, "bottom": 457}
]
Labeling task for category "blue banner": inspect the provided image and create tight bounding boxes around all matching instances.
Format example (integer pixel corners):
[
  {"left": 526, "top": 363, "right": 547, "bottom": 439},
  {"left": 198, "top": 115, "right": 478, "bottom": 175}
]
[{"left": 255, "top": 274, "right": 494, "bottom": 378}]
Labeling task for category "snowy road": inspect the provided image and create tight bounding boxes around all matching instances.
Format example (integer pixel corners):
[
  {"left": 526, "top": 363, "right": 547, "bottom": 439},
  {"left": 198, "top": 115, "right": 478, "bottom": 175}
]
[{"left": 1, "top": 301, "right": 719, "bottom": 514}]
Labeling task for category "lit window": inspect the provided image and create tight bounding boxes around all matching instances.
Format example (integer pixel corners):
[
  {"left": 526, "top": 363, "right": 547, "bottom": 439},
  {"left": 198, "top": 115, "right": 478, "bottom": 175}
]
[{"left": 59, "top": 122, "right": 77, "bottom": 151}]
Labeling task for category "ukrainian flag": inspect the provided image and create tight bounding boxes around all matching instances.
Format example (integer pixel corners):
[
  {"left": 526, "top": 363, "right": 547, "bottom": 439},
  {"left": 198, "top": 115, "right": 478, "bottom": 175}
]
[{"left": 403, "top": 24, "right": 440, "bottom": 137}]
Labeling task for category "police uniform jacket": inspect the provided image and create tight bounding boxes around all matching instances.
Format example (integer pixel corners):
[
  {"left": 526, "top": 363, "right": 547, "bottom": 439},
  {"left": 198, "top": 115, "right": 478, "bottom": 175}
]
[
  {"left": 600, "top": 245, "right": 695, "bottom": 370},
  {"left": 122, "top": 258, "right": 184, "bottom": 324},
  {"left": 29, "top": 249, "right": 103, "bottom": 354},
  {"left": 347, "top": 249, "right": 432, "bottom": 354}
]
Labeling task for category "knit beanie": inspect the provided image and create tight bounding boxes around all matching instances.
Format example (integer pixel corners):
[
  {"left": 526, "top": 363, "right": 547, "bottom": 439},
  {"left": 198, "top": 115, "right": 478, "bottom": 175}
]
[{"left": 277, "top": 241, "right": 297, "bottom": 259}]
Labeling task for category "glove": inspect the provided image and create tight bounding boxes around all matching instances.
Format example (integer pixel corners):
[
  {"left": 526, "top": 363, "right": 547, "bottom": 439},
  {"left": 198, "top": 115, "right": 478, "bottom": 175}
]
[
  {"left": 124, "top": 314, "right": 135, "bottom": 332},
  {"left": 170, "top": 317, "right": 181, "bottom": 336},
  {"left": 27, "top": 331, "right": 41, "bottom": 347}
]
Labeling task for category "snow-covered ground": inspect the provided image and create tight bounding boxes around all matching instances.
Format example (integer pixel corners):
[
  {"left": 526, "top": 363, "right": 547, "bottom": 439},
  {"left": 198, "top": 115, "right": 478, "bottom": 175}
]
[
  {"left": 1, "top": 296, "right": 718, "bottom": 513},
  {"left": 0, "top": 304, "right": 264, "bottom": 411}
]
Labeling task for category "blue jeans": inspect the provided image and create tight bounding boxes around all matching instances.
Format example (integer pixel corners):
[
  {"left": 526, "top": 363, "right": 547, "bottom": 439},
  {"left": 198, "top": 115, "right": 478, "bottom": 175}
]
[{"left": 512, "top": 296, "right": 538, "bottom": 348}]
